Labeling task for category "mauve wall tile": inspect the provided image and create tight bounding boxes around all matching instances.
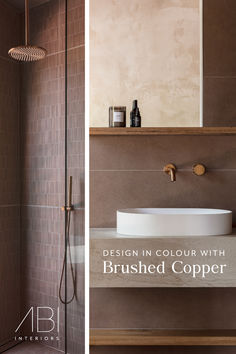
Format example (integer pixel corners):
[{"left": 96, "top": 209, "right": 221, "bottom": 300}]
[
  {"left": 90, "top": 288, "right": 236, "bottom": 329},
  {"left": 204, "top": 0, "right": 236, "bottom": 76},
  {"left": 0, "top": 59, "right": 20, "bottom": 205},
  {"left": 0, "top": 0, "right": 84, "bottom": 348},
  {"left": 203, "top": 0, "right": 236, "bottom": 126},
  {"left": 90, "top": 136, "right": 236, "bottom": 227},
  {"left": 204, "top": 78, "right": 236, "bottom": 127},
  {"left": 21, "top": 205, "right": 63, "bottom": 350},
  {"left": 66, "top": 0, "right": 85, "bottom": 351},
  {"left": 67, "top": 0, "right": 85, "bottom": 49},
  {"left": 59, "top": 0, "right": 84, "bottom": 51},
  {"left": 29, "top": 0, "right": 62, "bottom": 56},
  {"left": 0, "top": 0, "right": 21, "bottom": 344},
  {"left": 91, "top": 170, "right": 236, "bottom": 228},
  {"left": 0, "top": 1, "right": 21, "bottom": 58},
  {"left": 90, "top": 132, "right": 236, "bottom": 353},
  {"left": 21, "top": 53, "right": 65, "bottom": 207},
  {"left": 21, "top": 0, "right": 85, "bottom": 352},
  {"left": 0, "top": 207, "right": 20, "bottom": 343},
  {"left": 90, "top": 136, "right": 236, "bottom": 170}
]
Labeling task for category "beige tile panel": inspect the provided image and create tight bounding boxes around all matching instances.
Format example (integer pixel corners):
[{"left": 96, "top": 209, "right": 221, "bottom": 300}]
[{"left": 90, "top": 0, "right": 200, "bottom": 127}]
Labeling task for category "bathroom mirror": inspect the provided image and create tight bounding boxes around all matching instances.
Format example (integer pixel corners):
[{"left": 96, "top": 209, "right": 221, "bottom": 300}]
[{"left": 90, "top": 0, "right": 236, "bottom": 128}]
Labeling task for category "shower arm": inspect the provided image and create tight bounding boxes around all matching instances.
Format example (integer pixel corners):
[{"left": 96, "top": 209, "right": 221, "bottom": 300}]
[
  {"left": 25, "top": 0, "right": 29, "bottom": 46},
  {"left": 61, "top": 176, "right": 74, "bottom": 212}
]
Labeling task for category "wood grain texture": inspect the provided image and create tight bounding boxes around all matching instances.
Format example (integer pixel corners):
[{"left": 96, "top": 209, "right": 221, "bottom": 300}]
[
  {"left": 90, "top": 329, "right": 236, "bottom": 346},
  {"left": 90, "top": 127, "right": 236, "bottom": 136}
]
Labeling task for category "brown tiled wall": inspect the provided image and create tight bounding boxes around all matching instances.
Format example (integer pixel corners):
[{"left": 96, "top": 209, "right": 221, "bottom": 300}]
[
  {"left": 67, "top": 0, "right": 85, "bottom": 352},
  {"left": 90, "top": 135, "right": 236, "bottom": 227},
  {"left": 20, "top": 1, "right": 65, "bottom": 349},
  {"left": 0, "top": 1, "right": 21, "bottom": 345},
  {"left": 20, "top": 0, "right": 84, "bottom": 352},
  {"left": 204, "top": 0, "right": 236, "bottom": 126},
  {"left": 0, "top": 0, "right": 84, "bottom": 349},
  {"left": 90, "top": 134, "right": 236, "bottom": 354}
]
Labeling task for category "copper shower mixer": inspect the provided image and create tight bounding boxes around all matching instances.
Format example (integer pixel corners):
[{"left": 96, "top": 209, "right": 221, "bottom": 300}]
[{"left": 61, "top": 176, "right": 74, "bottom": 211}]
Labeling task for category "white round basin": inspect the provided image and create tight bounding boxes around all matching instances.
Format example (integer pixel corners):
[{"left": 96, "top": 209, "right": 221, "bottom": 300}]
[{"left": 117, "top": 208, "right": 232, "bottom": 237}]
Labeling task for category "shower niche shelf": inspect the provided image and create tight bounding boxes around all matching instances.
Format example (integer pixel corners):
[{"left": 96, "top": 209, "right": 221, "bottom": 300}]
[
  {"left": 90, "top": 329, "right": 236, "bottom": 346},
  {"left": 90, "top": 127, "right": 236, "bottom": 136}
]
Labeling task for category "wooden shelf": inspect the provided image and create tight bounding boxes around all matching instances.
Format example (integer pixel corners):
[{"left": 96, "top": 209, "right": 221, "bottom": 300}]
[
  {"left": 90, "top": 127, "right": 236, "bottom": 136},
  {"left": 90, "top": 329, "right": 236, "bottom": 346}
]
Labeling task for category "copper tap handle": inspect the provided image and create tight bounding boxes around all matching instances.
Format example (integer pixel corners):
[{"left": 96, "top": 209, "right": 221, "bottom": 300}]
[{"left": 193, "top": 164, "right": 206, "bottom": 176}]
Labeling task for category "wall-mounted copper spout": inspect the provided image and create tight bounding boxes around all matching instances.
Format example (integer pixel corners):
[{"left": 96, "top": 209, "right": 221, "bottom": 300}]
[{"left": 163, "top": 163, "right": 177, "bottom": 182}]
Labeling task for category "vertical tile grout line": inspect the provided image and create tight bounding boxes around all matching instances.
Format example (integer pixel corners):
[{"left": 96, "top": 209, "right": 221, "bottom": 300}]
[
  {"left": 200, "top": 0, "right": 203, "bottom": 127},
  {"left": 84, "top": 0, "right": 90, "bottom": 352}
]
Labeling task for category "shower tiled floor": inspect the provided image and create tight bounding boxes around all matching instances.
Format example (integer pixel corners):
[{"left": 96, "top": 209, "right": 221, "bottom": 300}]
[{"left": 6, "top": 342, "right": 62, "bottom": 353}]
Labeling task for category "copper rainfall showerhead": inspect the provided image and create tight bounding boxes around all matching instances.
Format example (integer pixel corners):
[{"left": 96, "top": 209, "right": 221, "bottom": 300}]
[{"left": 8, "top": 0, "right": 47, "bottom": 62}]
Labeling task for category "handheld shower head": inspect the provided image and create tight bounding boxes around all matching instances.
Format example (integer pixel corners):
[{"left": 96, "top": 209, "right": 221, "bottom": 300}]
[{"left": 8, "top": 0, "right": 47, "bottom": 62}]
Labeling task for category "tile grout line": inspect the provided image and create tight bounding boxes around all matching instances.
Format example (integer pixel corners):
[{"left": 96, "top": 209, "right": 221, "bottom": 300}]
[
  {"left": 46, "top": 44, "right": 85, "bottom": 57},
  {"left": 0, "top": 55, "right": 17, "bottom": 64},
  {"left": 90, "top": 169, "right": 236, "bottom": 172},
  {"left": 21, "top": 204, "right": 84, "bottom": 210},
  {"left": 205, "top": 76, "right": 236, "bottom": 79},
  {"left": 0, "top": 204, "right": 83, "bottom": 209}
]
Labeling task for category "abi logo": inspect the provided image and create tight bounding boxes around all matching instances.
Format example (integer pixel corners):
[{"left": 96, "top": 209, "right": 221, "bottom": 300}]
[{"left": 15, "top": 307, "right": 60, "bottom": 333}]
